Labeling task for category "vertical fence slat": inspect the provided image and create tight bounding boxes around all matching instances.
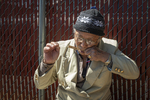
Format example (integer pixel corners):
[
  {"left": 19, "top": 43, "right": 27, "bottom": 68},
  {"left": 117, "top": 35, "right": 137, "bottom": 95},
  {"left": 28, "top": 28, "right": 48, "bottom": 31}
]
[
  {"left": 46, "top": 1, "right": 49, "bottom": 42},
  {"left": 18, "top": 0, "right": 22, "bottom": 99},
  {"left": 46, "top": 1, "right": 49, "bottom": 44},
  {"left": 31, "top": 1, "right": 35, "bottom": 99},
  {"left": 104, "top": 0, "right": 108, "bottom": 38},
  {"left": 122, "top": 0, "right": 128, "bottom": 99},
  {"left": 53, "top": 1, "right": 57, "bottom": 41},
  {"left": 0, "top": 0, "right": 4, "bottom": 98},
  {"left": 61, "top": 1, "right": 65, "bottom": 39},
  {"left": 108, "top": 0, "right": 113, "bottom": 39},
  {"left": 122, "top": 0, "right": 127, "bottom": 54},
  {"left": 100, "top": 0, "right": 104, "bottom": 15},
  {"left": 7, "top": 0, "right": 11, "bottom": 99},
  {"left": 25, "top": 2, "right": 29, "bottom": 98},
  {"left": 13, "top": 1, "right": 18, "bottom": 99},
  {"left": 92, "top": 0, "right": 94, "bottom": 6},
  {"left": 108, "top": 0, "right": 113, "bottom": 98},
  {"left": 15, "top": 1, "right": 19, "bottom": 99},
  {"left": 33, "top": 0, "right": 38, "bottom": 99},
  {"left": 118, "top": 0, "right": 123, "bottom": 48},
  {"left": 26, "top": 1, "right": 30, "bottom": 99},
  {"left": 0, "top": 0, "right": 3, "bottom": 96},
  {"left": 52, "top": 1, "right": 57, "bottom": 99},
  {"left": 112, "top": 0, "right": 117, "bottom": 99},
  {"left": 74, "top": 0, "right": 77, "bottom": 36},
  {"left": 131, "top": 1, "right": 138, "bottom": 100},
  {"left": 113, "top": 0, "right": 117, "bottom": 40},
  {"left": 78, "top": 0, "right": 82, "bottom": 18},
  {"left": 83, "top": 0, "right": 86, "bottom": 10},
  {"left": 142, "top": 1, "right": 148, "bottom": 99},
  {"left": 2, "top": 0, "right": 6, "bottom": 99},
  {"left": 45, "top": 0, "right": 49, "bottom": 98},
  {"left": 96, "top": 0, "right": 99, "bottom": 10},
  {"left": 87, "top": 0, "right": 90, "bottom": 9},
  {"left": 136, "top": 0, "right": 143, "bottom": 100},
  {"left": 55, "top": 0, "right": 61, "bottom": 41},
  {"left": 118, "top": 1, "right": 123, "bottom": 99},
  {"left": 22, "top": 0, "right": 26, "bottom": 98},
  {"left": 127, "top": 0, "right": 133, "bottom": 99},
  {"left": 65, "top": 0, "right": 69, "bottom": 40},
  {"left": 147, "top": 1, "right": 150, "bottom": 99},
  {"left": 30, "top": 1, "right": 34, "bottom": 99},
  {"left": 49, "top": 0, "right": 53, "bottom": 41},
  {"left": 69, "top": 0, "right": 73, "bottom": 39},
  {"left": 14, "top": 1, "right": 18, "bottom": 100}
]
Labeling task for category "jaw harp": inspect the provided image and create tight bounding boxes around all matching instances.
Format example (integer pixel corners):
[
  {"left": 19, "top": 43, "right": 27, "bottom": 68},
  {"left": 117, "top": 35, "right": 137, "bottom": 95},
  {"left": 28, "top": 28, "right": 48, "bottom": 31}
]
[{"left": 68, "top": 45, "right": 78, "bottom": 50}]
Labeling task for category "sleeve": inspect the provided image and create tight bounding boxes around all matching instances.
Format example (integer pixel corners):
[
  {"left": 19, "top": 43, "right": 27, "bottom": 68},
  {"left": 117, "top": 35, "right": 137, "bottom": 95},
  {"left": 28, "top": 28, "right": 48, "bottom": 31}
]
[
  {"left": 110, "top": 48, "right": 140, "bottom": 79},
  {"left": 39, "top": 62, "right": 54, "bottom": 76},
  {"left": 34, "top": 62, "right": 57, "bottom": 89},
  {"left": 106, "top": 60, "right": 113, "bottom": 71}
]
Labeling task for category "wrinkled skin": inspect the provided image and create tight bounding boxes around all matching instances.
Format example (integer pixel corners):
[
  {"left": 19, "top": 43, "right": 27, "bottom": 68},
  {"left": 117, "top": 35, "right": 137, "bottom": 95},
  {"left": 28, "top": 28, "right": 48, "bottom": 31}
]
[{"left": 74, "top": 29, "right": 110, "bottom": 62}]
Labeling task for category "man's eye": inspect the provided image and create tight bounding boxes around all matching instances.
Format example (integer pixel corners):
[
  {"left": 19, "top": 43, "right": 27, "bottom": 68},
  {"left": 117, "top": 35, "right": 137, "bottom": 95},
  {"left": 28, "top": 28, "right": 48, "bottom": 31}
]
[
  {"left": 87, "top": 40, "right": 92, "bottom": 43},
  {"left": 78, "top": 37, "right": 83, "bottom": 40}
]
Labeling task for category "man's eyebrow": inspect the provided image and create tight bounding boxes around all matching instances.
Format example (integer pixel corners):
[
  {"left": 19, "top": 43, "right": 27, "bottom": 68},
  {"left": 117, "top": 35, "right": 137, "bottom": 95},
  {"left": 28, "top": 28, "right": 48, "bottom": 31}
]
[{"left": 78, "top": 35, "right": 96, "bottom": 40}]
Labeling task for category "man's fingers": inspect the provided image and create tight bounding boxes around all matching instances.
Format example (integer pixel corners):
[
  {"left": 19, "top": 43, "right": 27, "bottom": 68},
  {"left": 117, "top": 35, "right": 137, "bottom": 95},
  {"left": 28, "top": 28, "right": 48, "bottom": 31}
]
[
  {"left": 45, "top": 42, "right": 60, "bottom": 52},
  {"left": 85, "top": 48, "right": 93, "bottom": 55},
  {"left": 85, "top": 46, "right": 99, "bottom": 55},
  {"left": 46, "top": 42, "right": 58, "bottom": 49},
  {"left": 46, "top": 43, "right": 54, "bottom": 49},
  {"left": 51, "top": 42, "right": 60, "bottom": 52},
  {"left": 44, "top": 46, "right": 50, "bottom": 50},
  {"left": 56, "top": 46, "right": 60, "bottom": 52},
  {"left": 51, "top": 42, "right": 59, "bottom": 47},
  {"left": 44, "top": 46, "right": 50, "bottom": 53}
]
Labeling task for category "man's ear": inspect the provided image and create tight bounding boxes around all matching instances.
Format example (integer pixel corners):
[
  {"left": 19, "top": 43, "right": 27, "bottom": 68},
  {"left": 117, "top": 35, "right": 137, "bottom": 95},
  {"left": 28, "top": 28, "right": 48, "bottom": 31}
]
[{"left": 98, "top": 36, "right": 102, "bottom": 41}]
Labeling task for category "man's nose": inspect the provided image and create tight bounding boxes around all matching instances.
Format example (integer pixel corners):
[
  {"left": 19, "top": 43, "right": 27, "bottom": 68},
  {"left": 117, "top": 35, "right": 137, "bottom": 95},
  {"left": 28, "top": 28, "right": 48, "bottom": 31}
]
[{"left": 80, "top": 40, "right": 88, "bottom": 48}]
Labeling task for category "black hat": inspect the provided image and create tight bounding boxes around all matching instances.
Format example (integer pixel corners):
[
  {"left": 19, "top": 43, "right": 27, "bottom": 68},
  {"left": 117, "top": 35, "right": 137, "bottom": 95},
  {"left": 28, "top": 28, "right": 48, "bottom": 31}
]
[{"left": 73, "top": 7, "right": 105, "bottom": 36}]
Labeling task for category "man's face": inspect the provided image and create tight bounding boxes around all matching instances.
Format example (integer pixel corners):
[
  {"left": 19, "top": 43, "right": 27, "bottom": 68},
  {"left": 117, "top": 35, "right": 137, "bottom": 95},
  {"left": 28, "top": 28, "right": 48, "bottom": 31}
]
[{"left": 74, "top": 30, "right": 101, "bottom": 56}]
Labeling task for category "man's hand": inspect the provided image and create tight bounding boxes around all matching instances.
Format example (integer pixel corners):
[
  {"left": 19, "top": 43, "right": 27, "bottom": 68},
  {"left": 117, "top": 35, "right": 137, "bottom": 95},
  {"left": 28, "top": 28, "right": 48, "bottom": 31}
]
[
  {"left": 85, "top": 47, "right": 110, "bottom": 63},
  {"left": 43, "top": 42, "right": 60, "bottom": 64}
]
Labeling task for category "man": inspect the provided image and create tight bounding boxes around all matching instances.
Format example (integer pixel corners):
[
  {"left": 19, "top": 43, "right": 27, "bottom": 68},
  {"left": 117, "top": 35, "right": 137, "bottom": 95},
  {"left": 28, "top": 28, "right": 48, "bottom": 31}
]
[{"left": 34, "top": 7, "right": 139, "bottom": 100}]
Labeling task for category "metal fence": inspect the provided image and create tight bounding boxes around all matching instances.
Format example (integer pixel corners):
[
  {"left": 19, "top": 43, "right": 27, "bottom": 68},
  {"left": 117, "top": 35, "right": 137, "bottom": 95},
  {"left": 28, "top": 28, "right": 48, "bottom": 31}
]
[
  {"left": 0, "top": 0, "right": 39, "bottom": 99},
  {"left": 0, "top": 0, "right": 150, "bottom": 100}
]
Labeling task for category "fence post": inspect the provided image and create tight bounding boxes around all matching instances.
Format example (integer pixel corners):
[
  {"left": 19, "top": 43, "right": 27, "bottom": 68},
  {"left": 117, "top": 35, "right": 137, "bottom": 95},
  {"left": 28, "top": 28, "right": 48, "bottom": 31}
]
[{"left": 39, "top": 0, "right": 45, "bottom": 100}]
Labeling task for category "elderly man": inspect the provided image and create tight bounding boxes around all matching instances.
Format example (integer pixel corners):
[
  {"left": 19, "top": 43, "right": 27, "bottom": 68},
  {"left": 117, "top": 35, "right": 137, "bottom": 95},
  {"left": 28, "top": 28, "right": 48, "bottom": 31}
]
[{"left": 34, "top": 7, "right": 139, "bottom": 100}]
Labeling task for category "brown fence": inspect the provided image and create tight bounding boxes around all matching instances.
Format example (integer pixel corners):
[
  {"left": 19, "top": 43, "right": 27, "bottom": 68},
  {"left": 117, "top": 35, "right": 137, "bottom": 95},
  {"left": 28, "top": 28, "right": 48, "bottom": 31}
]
[
  {"left": 0, "top": 0, "right": 150, "bottom": 100},
  {"left": 0, "top": 0, "right": 39, "bottom": 99}
]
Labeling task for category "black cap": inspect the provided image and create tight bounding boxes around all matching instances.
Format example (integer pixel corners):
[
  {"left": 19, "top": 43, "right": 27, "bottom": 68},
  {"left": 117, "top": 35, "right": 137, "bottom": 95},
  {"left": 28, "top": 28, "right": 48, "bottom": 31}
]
[{"left": 73, "top": 7, "right": 105, "bottom": 36}]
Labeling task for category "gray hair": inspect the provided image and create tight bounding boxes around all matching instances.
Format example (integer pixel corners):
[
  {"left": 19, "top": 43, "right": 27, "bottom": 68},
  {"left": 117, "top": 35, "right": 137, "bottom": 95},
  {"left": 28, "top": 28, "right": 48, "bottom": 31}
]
[{"left": 73, "top": 28, "right": 76, "bottom": 33}]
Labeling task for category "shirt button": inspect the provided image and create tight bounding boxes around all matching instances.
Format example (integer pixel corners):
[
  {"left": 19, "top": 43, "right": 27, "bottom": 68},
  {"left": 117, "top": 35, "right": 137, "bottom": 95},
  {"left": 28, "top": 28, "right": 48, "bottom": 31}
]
[
  {"left": 115, "top": 68, "right": 118, "bottom": 71},
  {"left": 121, "top": 70, "right": 124, "bottom": 73},
  {"left": 118, "top": 69, "right": 121, "bottom": 72}
]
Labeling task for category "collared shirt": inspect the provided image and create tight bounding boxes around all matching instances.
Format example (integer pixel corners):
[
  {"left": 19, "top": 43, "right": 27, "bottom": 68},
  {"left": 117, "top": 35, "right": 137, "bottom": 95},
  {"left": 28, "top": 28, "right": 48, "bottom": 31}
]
[
  {"left": 75, "top": 50, "right": 113, "bottom": 88},
  {"left": 76, "top": 50, "right": 91, "bottom": 88}
]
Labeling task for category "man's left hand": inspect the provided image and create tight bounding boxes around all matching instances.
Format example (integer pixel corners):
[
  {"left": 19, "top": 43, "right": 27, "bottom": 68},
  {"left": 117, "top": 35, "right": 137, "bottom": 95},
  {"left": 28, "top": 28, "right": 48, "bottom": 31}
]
[{"left": 85, "top": 47, "right": 110, "bottom": 63}]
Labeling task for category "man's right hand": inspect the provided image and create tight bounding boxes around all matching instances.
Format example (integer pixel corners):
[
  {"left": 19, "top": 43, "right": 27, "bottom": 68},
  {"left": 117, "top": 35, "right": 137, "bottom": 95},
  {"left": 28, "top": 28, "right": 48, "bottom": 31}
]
[{"left": 43, "top": 42, "right": 60, "bottom": 64}]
